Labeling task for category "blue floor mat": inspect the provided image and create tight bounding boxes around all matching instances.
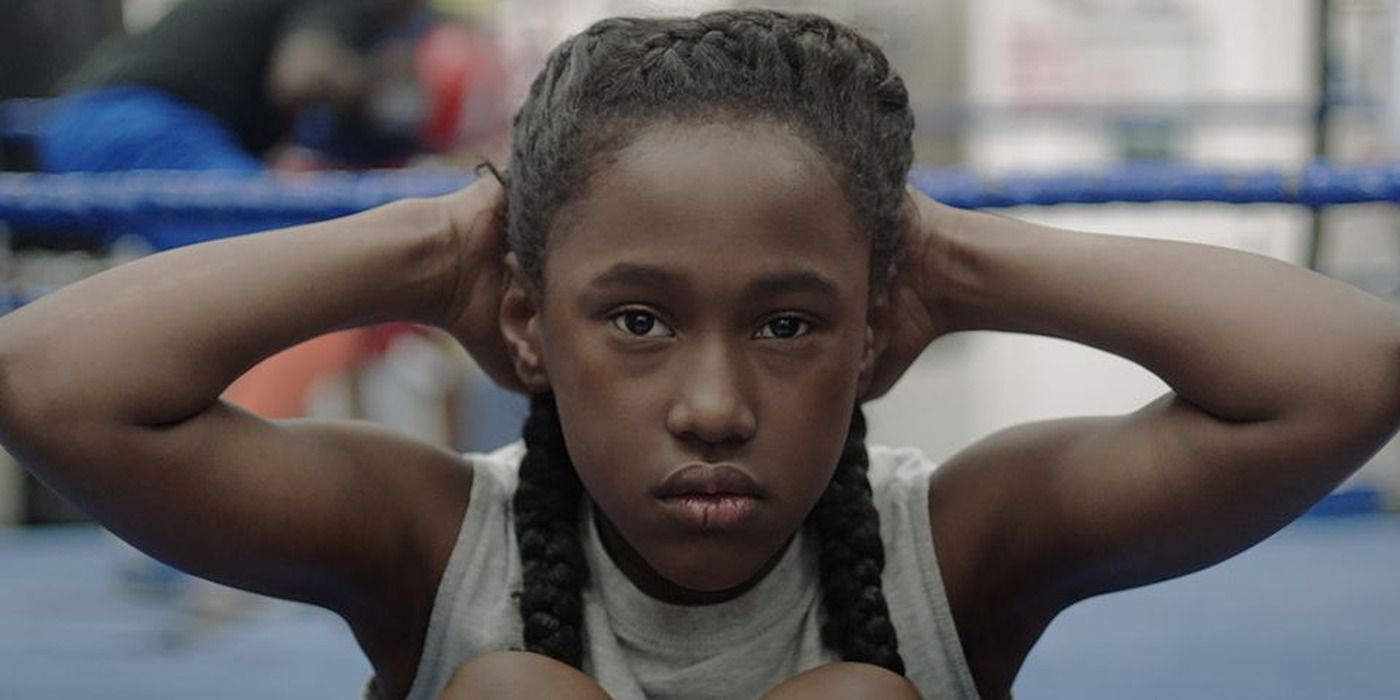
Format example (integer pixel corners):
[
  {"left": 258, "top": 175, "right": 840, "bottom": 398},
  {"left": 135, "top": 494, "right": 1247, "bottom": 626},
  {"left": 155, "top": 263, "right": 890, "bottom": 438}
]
[
  {"left": 0, "top": 527, "right": 368, "bottom": 699},
  {"left": 1, "top": 516, "right": 1396, "bottom": 699},
  {"left": 1016, "top": 515, "right": 1400, "bottom": 698}
]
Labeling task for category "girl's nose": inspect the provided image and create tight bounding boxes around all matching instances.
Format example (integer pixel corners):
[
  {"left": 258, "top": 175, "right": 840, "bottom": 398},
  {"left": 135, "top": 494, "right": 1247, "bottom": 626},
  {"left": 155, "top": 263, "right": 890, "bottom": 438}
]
[{"left": 665, "top": 340, "right": 757, "bottom": 446}]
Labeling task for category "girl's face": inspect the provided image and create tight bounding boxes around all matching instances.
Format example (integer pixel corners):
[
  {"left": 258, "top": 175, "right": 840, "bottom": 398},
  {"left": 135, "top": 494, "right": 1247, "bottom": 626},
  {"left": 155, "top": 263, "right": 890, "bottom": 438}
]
[{"left": 512, "top": 121, "right": 879, "bottom": 602}]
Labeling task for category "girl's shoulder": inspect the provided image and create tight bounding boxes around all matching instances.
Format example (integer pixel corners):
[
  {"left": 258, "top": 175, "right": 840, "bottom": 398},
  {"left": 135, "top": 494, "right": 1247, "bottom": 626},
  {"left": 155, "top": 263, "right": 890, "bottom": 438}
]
[
  {"left": 462, "top": 441, "right": 528, "bottom": 494},
  {"left": 866, "top": 443, "right": 940, "bottom": 493},
  {"left": 865, "top": 444, "right": 943, "bottom": 546}
]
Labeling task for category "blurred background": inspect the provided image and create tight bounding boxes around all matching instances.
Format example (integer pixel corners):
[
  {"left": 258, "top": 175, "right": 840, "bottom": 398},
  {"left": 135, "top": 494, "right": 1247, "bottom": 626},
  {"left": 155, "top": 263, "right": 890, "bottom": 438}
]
[{"left": 0, "top": 0, "right": 1397, "bottom": 698}]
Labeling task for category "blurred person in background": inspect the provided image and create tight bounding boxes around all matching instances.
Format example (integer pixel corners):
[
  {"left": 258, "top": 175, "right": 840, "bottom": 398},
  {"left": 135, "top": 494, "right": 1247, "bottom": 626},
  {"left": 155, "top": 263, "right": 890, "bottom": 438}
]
[
  {"left": 38, "top": 0, "right": 511, "bottom": 238},
  {"left": 39, "top": 0, "right": 427, "bottom": 181}
]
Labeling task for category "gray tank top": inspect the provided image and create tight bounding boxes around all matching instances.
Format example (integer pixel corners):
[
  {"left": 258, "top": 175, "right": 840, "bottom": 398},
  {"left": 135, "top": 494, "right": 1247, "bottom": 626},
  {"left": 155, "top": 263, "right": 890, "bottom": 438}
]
[{"left": 372, "top": 442, "right": 980, "bottom": 700}]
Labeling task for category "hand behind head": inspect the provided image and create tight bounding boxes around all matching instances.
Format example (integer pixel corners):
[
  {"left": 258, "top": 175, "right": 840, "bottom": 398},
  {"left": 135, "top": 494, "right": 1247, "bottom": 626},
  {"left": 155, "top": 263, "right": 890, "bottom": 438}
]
[
  {"left": 859, "top": 189, "right": 954, "bottom": 401},
  {"left": 437, "top": 175, "right": 525, "bottom": 393}
]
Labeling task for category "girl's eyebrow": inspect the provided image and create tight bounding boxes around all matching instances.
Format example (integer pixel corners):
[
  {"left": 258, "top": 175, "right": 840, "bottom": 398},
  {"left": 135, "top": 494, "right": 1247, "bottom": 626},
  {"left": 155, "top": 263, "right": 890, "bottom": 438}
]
[
  {"left": 587, "top": 263, "right": 841, "bottom": 305},
  {"left": 587, "top": 263, "right": 689, "bottom": 293},
  {"left": 746, "top": 271, "right": 842, "bottom": 306}
]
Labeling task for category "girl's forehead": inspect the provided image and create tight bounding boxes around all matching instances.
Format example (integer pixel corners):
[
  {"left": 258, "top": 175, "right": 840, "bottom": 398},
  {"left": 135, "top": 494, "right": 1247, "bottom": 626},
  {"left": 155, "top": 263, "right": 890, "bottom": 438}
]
[
  {"left": 544, "top": 121, "right": 869, "bottom": 292},
  {"left": 600, "top": 120, "right": 846, "bottom": 214}
]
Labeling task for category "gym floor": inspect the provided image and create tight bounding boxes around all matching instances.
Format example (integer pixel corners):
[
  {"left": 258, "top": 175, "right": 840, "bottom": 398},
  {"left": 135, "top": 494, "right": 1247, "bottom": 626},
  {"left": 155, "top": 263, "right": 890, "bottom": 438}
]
[{"left": 1, "top": 515, "right": 1397, "bottom": 699}]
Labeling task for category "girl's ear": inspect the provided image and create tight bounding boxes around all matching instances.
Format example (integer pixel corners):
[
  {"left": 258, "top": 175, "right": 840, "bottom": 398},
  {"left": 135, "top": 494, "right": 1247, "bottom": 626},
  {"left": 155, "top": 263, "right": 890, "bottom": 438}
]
[
  {"left": 857, "top": 295, "right": 892, "bottom": 399},
  {"left": 499, "top": 253, "right": 551, "bottom": 392}
]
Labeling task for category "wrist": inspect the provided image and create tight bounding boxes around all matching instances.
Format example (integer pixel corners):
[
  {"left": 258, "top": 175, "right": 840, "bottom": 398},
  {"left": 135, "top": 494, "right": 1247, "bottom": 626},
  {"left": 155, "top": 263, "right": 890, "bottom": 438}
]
[
  {"left": 424, "top": 177, "right": 509, "bottom": 337},
  {"left": 333, "top": 196, "right": 467, "bottom": 329},
  {"left": 911, "top": 196, "right": 978, "bottom": 335},
  {"left": 421, "top": 193, "right": 476, "bottom": 329},
  {"left": 919, "top": 201, "right": 1102, "bottom": 338}
]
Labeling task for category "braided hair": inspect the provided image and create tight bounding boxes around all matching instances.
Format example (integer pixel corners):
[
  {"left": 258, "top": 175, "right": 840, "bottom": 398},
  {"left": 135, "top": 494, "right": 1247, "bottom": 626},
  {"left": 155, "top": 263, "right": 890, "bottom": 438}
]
[{"left": 506, "top": 9, "right": 913, "bottom": 674}]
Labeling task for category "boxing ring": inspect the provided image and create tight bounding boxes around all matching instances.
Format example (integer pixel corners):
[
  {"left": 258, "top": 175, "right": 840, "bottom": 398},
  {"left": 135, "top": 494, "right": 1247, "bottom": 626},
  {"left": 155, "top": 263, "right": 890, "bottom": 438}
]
[{"left": 0, "top": 166, "right": 1397, "bottom": 698}]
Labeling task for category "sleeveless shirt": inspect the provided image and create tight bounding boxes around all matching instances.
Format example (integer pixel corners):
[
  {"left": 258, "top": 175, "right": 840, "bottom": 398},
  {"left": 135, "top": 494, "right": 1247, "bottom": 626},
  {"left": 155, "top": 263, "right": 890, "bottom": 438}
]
[{"left": 367, "top": 442, "right": 980, "bottom": 700}]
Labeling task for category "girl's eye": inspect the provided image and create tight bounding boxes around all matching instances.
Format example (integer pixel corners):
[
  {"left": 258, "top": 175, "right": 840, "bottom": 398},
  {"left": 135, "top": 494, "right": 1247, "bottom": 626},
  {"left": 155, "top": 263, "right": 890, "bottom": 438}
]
[
  {"left": 755, "top": 316, "right": 811, "bottom": 340},
  {"left": 611, "top": 310, "right": 674, "bottom": 338}
]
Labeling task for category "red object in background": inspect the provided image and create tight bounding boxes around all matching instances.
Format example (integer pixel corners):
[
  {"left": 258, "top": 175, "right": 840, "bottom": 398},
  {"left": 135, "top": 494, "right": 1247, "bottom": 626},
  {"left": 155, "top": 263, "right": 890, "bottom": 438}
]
[
  {"left": 223, "top": 324, "right": 430, "bottom": 420},
  {"left": 415, "top": 22, "right": 508, "bottom": 153}
]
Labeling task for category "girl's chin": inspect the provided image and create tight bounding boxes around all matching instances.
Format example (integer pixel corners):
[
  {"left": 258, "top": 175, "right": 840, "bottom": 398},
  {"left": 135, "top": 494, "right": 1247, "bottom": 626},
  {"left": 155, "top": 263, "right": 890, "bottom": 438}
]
[{"left": 595, "top": 506, "right": 793, "bottom": 603}]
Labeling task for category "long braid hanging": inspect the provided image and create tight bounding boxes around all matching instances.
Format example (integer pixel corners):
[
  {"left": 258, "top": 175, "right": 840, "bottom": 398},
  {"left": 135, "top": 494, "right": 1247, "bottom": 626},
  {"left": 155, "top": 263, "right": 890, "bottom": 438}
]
[
  {"left": 512, "top": 393, "right": 588, "bottom": 667},
  {"left": 808, "top": 408, "right": 906, "bottom": 674}
]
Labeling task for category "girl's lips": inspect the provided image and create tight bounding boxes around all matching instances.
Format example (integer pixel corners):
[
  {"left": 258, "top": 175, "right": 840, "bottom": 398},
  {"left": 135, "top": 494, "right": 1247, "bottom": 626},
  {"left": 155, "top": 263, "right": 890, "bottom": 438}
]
[
  {"left": 653, "top": 463, "right": 766, "bottom": 531},
  {"left": 654, "top": 463, "right": 765, "bottom": 499},
  {"left": 657, "top": 493, "right": 760, "bottom": 531}
]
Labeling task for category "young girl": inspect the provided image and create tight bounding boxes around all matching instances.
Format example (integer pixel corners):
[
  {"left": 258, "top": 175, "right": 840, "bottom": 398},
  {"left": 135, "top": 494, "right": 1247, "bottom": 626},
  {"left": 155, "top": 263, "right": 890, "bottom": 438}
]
[{"left": 1, "top": 9, "right": 1396, "bottom": 700}]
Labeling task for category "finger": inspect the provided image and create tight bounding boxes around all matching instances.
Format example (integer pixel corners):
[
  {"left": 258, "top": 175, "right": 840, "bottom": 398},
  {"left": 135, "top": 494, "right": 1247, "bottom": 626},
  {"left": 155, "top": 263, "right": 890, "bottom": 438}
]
[
  {"left": 861, "top": 343, "right": 917, "bottom": 401},
  {"left": 861, "top": 360, "right": 899, "bottom": 402},
  {"left": 862, "top": 314, "right": 925, "bottom": 402},
  {"left": 479, "top": 341, "right": 528, "bottom": 395},
  {"left": 443, "top": 177, "right": 507, "bottom": 247}
]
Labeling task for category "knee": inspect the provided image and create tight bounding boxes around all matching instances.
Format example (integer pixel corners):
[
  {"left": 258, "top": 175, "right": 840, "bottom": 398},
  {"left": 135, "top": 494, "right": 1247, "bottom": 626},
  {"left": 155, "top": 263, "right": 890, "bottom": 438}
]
[
  {"left": 761, "top": 662, "right": 922, "bottom": 700},
  {"left": 438, "top": 650, "right": 611, "bottom": 700}
]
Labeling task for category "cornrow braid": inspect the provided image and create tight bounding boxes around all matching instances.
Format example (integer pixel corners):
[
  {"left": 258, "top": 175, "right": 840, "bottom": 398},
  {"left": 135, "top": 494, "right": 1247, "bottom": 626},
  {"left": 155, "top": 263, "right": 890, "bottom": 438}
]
[
  {"left": 507, "top": 8, "right": 913, "bottom": 296},
  {"left": 512, "top": 393, "right": 588, "bottom": 667},
  {"left": 807, "top": 408, "right": 905, "bottom": 674}
]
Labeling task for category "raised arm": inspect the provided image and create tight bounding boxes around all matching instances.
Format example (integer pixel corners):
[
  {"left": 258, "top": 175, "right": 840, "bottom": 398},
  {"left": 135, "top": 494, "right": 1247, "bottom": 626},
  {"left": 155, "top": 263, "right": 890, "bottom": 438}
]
[
  {"left": 880, "top": 193, "right": 1400, "bottom": 697},
  {"left": 0, "top": 178, "right": 511, "bottom": 692}
]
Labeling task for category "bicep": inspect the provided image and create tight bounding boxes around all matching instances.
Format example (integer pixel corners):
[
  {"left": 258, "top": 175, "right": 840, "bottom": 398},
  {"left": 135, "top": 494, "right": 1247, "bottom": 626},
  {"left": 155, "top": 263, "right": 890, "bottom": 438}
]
[
  {"left": 36, "top": 402, "right": 471, "bottom": 618},
  {"left": 931, "top": 391, "right": 1363, "bottom": 620}
]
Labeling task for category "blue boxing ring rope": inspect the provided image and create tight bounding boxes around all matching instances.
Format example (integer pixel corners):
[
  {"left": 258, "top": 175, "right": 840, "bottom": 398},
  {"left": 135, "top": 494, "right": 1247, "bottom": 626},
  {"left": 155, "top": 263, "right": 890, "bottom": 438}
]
[{"left": 6, "top": 163, "right": 1400, "bottom": 235}]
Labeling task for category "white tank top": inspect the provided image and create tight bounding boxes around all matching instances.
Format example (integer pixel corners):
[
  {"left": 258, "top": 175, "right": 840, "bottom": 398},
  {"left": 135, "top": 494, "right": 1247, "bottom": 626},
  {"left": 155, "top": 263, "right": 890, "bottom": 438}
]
[{"left": 368, "top": 442, "right": 980, "bottom": 700}]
